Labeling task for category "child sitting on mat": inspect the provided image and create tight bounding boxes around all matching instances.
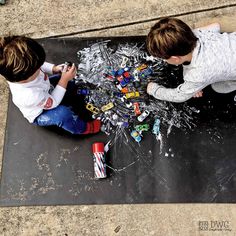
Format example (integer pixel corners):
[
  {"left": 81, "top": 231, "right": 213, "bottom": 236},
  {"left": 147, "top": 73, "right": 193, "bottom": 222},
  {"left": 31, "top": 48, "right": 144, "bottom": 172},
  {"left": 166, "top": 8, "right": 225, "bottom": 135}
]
[
  {"left": 0, "top": 36, "right": 100, "bottom": 134},
  {"left": 146, "top": 17, "right": 236, "bottom": 102}
]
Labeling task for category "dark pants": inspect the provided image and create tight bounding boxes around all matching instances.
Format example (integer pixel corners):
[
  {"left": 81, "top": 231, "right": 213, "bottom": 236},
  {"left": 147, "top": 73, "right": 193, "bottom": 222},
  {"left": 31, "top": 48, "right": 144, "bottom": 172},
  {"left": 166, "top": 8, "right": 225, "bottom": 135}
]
[{"left": 34, "top": 75, "right": 91, "bottom": 134}]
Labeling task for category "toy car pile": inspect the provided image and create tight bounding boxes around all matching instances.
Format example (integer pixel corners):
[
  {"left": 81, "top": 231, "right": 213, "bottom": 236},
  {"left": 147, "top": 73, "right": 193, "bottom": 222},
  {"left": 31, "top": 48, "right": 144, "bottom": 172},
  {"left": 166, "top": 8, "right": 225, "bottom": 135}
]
[
  {"left": 82, "top": 62, "right": 161, "bottom": 141},
  {"left": 75, "top": 41, "right": 196, "bottom": 142}
]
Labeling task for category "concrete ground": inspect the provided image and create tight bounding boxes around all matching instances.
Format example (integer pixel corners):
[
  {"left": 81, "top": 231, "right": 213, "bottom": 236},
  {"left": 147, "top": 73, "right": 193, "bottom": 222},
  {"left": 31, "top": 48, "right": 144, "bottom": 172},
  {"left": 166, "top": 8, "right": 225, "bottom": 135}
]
[{"left": 1, "top": 0, "right": 236, "bottom": 235}]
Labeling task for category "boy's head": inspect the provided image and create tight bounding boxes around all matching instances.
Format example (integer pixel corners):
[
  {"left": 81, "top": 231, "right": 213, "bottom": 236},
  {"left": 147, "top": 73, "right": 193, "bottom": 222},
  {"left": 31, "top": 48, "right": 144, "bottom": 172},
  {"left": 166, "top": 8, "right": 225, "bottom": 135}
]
[
  {"left": 0, "top": 36, "right": 45, "bottom": 82},
  {"left": 147, "top": 17, "right": 198, "bottom": 65}
]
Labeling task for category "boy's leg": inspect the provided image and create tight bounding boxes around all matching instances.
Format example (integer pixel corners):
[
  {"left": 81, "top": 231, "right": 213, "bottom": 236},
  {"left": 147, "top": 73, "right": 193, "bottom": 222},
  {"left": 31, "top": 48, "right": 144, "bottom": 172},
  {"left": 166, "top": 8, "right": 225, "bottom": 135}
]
[
  {"left": 34, "top": 105, "right": 100, "bottom": 134},
  {"left": 49, "top": 75, "right": 92, "bottom": 121},
  {"left": 211, "top": 81, "right": 236, "bottom": 93},
  {"left": 62, "top": 80, "right": 93, "bottom": 121}
]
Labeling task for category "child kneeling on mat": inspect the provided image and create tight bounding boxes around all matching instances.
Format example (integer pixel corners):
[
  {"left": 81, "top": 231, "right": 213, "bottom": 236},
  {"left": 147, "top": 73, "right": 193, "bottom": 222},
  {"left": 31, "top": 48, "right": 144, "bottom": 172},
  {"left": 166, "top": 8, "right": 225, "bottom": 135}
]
[
  {"left": 0, "top": 36, "right": 100, "bottom": 134},
  {"left": 146, "top": 17, "right": 236, "bottom": 102}
]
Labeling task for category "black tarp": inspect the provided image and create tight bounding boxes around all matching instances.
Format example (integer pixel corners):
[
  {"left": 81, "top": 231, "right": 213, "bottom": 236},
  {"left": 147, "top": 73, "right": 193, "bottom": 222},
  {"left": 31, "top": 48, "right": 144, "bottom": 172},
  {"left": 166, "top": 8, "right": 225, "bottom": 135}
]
[{"left": 1, "top": 37, "right": 236, "bottom": 206}]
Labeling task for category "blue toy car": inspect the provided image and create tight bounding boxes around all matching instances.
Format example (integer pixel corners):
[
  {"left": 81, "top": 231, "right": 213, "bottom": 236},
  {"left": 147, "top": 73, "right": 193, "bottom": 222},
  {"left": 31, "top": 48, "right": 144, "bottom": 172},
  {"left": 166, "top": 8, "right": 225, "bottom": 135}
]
[
  {"left": 152, "top": 118, "right": 160, "bottom": 135},
  {"left": 139, "top": 68, "right": 153, "bottom": 79},
  {"left": 77, "top": 89, "right": 90, "bottom": 95},
  {"left": 120, "top": 78, "right": 130, "bottom": 87},
  {"left": 131, "top": 130, "right": 142, "bottom": 143}
]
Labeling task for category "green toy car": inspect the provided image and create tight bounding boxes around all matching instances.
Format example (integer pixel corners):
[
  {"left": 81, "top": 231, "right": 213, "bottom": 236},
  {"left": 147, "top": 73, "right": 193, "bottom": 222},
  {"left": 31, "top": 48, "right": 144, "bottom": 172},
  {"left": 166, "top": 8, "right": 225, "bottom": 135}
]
[{"left": 134, "top": 124, "right": 149, "bottom": 132}]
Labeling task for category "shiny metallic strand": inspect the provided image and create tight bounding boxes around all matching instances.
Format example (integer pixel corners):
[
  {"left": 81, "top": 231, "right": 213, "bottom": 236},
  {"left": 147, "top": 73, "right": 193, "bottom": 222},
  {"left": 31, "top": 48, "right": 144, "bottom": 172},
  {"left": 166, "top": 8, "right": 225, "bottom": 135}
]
[{"left": 76, "top": 41, "right": 198, "bottom": 135}]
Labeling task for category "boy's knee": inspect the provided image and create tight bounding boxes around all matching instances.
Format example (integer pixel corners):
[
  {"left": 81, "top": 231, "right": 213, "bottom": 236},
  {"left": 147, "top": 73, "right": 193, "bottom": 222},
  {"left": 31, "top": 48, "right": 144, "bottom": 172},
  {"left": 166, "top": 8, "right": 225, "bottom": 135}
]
[
  {"left": 55, "top": 105, "right": 73, "bottom": 119},
  {"left": 211, "top": 83, "right": 223, "bottom": 93}
]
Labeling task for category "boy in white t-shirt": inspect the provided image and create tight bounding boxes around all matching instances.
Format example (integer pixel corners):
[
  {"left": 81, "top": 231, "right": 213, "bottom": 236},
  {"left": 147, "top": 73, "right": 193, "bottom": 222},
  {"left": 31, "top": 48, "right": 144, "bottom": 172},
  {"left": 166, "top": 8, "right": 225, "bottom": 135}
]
[
  {"left": 146, "top": 17, "right": 236, "bottom": 102},
  {"left": 0, "top": 36, "right": 100, "bottom": 134}
]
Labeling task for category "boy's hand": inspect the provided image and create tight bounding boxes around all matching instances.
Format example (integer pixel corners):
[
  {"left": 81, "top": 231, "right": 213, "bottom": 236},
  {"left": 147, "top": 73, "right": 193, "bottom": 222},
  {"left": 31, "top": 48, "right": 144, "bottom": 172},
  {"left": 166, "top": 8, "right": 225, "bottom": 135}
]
[
  {"left": 52, "top": 62, "right": 74, "bottom": 74},
  {"left": 193, "top": 90, "right": 203, "bottom": 98},
  {"left": 61, "top": 63, "right": 77, "bottom": 82},
  {"left": 57, "top": 64, "right": 77, "bottom": 89},
  {"left": 52, "top": 64, "right": 64, "bottom": 74}
]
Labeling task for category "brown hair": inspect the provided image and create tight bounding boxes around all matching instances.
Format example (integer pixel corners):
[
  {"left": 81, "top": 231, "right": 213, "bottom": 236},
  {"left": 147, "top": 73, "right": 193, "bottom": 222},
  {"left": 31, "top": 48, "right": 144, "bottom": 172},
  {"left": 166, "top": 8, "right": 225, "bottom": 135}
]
[
  {"left": 147, "top": 17, "right": 198, "bottom": 59},
  {"left": 0, "top": 36, "right": 45, "bottom": 82}
]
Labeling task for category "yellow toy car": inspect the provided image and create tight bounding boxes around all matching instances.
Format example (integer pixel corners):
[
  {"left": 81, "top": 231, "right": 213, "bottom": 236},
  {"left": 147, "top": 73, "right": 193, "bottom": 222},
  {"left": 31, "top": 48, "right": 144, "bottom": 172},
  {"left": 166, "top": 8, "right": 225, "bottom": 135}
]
[
  {"left": 125, "top": 91, "right": 140, "bottom": 99},
  {"left": 86, "top": 103, "right": 100, "bottom": 114},
  {"left": 101, "top": 102, "right": 114, "bottom": 112},
  {"left": 136, "top": 64, "right": 147, "bottom": 71}
]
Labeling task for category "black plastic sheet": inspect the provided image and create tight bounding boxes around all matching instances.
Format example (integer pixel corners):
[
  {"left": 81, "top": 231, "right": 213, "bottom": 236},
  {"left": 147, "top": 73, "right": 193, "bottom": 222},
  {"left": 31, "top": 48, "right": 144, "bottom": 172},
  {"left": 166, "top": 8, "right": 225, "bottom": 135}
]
[{"left": 1, "top": 37, "right": 236, "bottom": 206}]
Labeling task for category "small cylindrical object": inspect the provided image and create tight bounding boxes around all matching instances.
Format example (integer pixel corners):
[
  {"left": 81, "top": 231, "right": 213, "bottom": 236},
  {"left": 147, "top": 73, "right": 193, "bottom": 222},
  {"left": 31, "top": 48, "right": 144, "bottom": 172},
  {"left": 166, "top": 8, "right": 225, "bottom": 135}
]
[
  {"left": 65, "top": 61, "right": 73, "bottom": 67},
  {"left": 92, "top": 143, "right": 106, "bottom": 179}
]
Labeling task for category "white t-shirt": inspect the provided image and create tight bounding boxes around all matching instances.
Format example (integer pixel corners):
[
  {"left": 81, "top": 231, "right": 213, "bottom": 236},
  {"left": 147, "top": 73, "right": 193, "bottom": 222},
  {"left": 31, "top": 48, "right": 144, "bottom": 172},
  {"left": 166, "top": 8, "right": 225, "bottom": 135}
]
[
  {"left": 7, "top": 62, "right": 66, "bottom": 123},
  {"left": 148, "top": 27, "right": 236, "bottom": 102}
]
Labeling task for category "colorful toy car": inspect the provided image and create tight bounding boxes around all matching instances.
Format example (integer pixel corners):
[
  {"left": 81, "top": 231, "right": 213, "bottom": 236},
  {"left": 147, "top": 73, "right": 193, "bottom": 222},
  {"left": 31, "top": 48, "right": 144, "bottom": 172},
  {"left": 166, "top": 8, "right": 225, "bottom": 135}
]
[
  {"left": 77, "top": 89, "right": 90, "bottom": 95},
  {"left": 103, "top": 73, "right": 114, "bottom": 80},
  {"left": 65, "top": 61, "right": 73, "bottom": 67},
  {"left": 152, "top": 118, "right": 160, "bottom": 135},
  {"left": 139, "top": 68, "right": 153, "bottom": 78},
  {"left": 135, "top": 124, "right": 149, "bottom": 132},
  {"left": 133, "top": 70, "right": 139, "bottom": 80},
  {"left": 120, "top": 78, "right": 130, "bottom": 87},
  {"left": 137, "top": 110, "right": 150, "bottom": 122},
  {"left": 123, "top": 71, "right": 131, "bottom": 78},
  {"left": 121, "top": 87, "right": 129, "bottom": 93},
  {"left": 114, "top": 80, "right": 122, "bottom": 90},
  {"left": 133, "top": 102, "right": 141, "bottom": 115},
  {"left": 136, "top": 64, "right": 148, "bottom": 71},
  {"left": 125, "top": 91, "right": 140, "bottom": 99},
  {"left": 116, "top": 75, "right": 123, "bottom": 82},
  {"left": 86, "top": 103, "right": 100, "bottom": 114},
  {"left": 131, "top": 130, "right": 142, "bottom": 143},
  {"left": 116, "top": 68, "right": 125, "bottom": 76},
  {"left": 125, "top": 101, "right": 133, "bottom": 108},
  {"left": 101, "top": 102, "right": 114, "bottom": 112}
]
